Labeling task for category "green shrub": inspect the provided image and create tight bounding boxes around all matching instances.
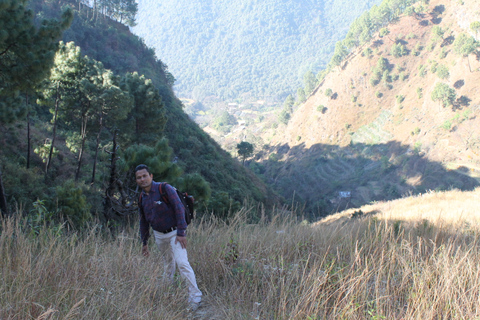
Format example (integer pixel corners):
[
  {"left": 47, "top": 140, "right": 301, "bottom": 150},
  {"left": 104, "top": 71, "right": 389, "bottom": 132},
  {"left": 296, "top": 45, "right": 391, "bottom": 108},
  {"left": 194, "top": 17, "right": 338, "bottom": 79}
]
[
  {"left": 441, "top": 120, "right": 452, "bottom": 130},
  {"left": 370, "top": 75, "right": 380, "bottom": 86},
  {"left": 413, "top": 142, "right": 422, "bottom": 155},
  {"left": 391, "top": 43, "right": 408, "bottom": 58},
  {"left": 412, "top": 45, "right": 421, "bottom": 56},
  {"left": 418, "top": 65, "right": 427, "bottom": 77},
  {"left": 382, "top": 70, "right": 391, "bottom": 83},
  {"left": 205, "top": 191, "right": 241, "bottom": 219},
  {"left": 431, "top": 83, "right": 456, "bottom": 107},
  {"left": 436, "top": 64, "right": 449, "bottom": 79},
  {"left": 439, "top": 47, "right": 447, "bottom": 59},
  {"left": 54, "top": 179, "right": 92, "bottom": 229},
  {"left": 431, "top": 26, "right": 445, "bottom": 42},
  {"left": 2, "top": 162, "right": 47, "bottom": 210},
  {"left": 406, "top": 32, "right": 417, "bottom": 39},
  {"left": 417, "top": 87, "right": 423, "bottom": 99},
  {"left": 268, "top": 153, "right": 279, "bottom": 161},
  {"left": 317, "top": 105, "right": 327, "bottom": 113},
  {"left": 362, "top": 47, "right": 373, "bottom": 58}
]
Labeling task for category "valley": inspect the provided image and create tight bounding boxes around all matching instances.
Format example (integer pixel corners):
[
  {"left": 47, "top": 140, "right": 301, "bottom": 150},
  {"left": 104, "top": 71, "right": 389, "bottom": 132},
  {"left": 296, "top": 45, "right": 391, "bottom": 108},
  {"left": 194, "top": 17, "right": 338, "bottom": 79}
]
[{"left": 179, "top": 0, "right": 480, "bottom": 215}]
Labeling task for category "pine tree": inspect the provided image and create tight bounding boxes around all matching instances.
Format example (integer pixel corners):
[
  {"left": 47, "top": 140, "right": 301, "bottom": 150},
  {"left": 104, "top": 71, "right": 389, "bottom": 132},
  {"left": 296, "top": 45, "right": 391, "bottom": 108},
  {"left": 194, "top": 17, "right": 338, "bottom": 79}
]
[
  {"left": 236, "top": 141, "right": 254, "bottom": 166},
  {"left": 39, "top": 42, "right": 83, "bottom": 175},
  {"left": 303, "top": 71, "right": 318, "bottom": 96},
  {"left": 453, "top": 33, "right": 479, "bottom": 72},
  {"left": 120, "top": 72, "right": 166, "bottom": 144},
  {"left": 431, "top": 83, "right": 456, "bottom": 108},
  {"left": 0, "top": 0, "right": 72, "bottom": 216},
  {"left": 0, "top": 0, "right": 72, "bottom": 124},
  {"left": 90, "top": 68, "right": 132, "bottom": 184}
]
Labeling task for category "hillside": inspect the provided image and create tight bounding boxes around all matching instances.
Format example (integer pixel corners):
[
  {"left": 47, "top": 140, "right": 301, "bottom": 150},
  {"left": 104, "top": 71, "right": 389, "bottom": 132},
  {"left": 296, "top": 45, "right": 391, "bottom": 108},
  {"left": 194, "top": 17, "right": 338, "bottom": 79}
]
[
  {"left": 0, "top": 0, "right": 278, "bottom": 219},
  {"left": 132, "top": 0, "right": 382, "bottom": 103},
  {"left": 258, "top": 0, "right": 480, "bottom": 214}
]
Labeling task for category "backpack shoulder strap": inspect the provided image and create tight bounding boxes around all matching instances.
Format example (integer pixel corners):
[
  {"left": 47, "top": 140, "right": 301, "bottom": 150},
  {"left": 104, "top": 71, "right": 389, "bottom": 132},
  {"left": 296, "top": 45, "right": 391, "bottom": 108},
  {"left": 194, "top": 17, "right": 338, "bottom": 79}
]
[{"left": 159, "top": 182, "right": 170, "bottom": 205}]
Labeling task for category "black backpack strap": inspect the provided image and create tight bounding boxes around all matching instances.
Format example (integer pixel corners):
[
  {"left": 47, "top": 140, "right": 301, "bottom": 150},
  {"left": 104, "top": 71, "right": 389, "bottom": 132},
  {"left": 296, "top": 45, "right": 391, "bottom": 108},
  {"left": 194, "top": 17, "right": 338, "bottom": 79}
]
[{"left": 159, "top": 182, "right": 170, "bottom": 206}]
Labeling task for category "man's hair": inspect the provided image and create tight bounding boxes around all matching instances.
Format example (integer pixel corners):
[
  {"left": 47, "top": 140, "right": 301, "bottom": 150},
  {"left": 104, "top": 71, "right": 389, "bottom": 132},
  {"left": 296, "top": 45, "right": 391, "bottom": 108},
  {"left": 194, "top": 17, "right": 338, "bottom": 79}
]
[{"left": 135, "top": 164, "right": 150, "bottom": 174}]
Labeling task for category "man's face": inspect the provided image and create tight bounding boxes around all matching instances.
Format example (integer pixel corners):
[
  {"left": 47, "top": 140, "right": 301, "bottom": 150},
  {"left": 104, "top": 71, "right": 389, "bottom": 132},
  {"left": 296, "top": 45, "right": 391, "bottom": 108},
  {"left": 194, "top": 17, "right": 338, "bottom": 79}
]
[{"left": 135, "top": 169, "right": 153, "bottom": 190}]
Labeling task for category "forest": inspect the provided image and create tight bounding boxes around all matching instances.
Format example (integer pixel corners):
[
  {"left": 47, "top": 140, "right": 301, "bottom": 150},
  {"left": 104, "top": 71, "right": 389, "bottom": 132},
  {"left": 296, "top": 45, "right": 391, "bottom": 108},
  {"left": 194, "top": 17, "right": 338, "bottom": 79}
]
[
  {"left": 138, "top": 0, "right": 432, "bottom": 148},
  {"left": 132, "top": 0, "right": 384, "bottom": 104},
  {"left": 0, "top": 0, "right": 276, "bottom": 230}
]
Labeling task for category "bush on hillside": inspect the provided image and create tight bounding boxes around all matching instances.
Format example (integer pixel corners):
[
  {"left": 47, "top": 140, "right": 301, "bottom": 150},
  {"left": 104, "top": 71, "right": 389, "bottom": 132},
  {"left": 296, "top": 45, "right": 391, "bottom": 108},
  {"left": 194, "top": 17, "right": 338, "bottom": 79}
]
[
  {"left": 54, "top": 179, "right": 92, "bottom": 229},
  {"left": 436, "top": 64, "right": 450, "bottom": 79},
  {"left": 431, "top": 83, "right": 456, "bottom": 108},
  {"left": 391, "top": 43, "right": 408, "bottom": 58}
]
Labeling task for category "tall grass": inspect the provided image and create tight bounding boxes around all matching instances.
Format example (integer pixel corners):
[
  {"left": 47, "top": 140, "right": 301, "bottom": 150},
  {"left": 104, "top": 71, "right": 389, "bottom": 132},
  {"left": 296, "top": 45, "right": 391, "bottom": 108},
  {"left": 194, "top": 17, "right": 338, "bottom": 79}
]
[{"left": 2, "top": 189, "right": 480, "bottom": 319}]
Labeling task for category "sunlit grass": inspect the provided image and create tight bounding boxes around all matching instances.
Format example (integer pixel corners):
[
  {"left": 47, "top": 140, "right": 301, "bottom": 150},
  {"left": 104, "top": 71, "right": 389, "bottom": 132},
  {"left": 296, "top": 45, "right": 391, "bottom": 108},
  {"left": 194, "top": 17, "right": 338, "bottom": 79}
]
[{"left": 2, "top": 188, "right": 480, "bottom": 319}]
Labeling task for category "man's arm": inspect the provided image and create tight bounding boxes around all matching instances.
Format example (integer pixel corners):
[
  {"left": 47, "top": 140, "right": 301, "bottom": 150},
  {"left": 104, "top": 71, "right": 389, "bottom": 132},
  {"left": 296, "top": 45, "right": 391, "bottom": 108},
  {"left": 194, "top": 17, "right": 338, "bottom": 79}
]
[{"left": 139, "top": 199, "right": 150, "bottom": 255}]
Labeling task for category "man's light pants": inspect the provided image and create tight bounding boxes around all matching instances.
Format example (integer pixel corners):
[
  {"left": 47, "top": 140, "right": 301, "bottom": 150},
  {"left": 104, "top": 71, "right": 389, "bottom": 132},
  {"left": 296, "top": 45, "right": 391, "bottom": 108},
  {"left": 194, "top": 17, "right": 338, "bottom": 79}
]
[{"left": 153, "top": 230, "right": 203, "bottom": 304}]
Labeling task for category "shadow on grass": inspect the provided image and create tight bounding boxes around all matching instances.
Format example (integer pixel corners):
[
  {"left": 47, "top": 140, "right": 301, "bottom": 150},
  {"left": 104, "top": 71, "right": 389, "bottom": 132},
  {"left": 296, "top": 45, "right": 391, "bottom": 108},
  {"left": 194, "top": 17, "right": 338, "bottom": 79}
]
[{"left": 252, "top": 140, "right": 479, "bottom": 219}]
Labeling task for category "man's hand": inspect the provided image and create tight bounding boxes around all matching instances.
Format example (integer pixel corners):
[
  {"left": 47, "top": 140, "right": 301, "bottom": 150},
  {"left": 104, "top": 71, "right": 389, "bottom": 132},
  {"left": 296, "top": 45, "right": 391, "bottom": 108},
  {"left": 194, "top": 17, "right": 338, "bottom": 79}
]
[
  {"left": 142, "top": 244, "right": 150, "bottom": 257},
  {"left": 175, "top": 235, "right": 187, "bottom": 249}
]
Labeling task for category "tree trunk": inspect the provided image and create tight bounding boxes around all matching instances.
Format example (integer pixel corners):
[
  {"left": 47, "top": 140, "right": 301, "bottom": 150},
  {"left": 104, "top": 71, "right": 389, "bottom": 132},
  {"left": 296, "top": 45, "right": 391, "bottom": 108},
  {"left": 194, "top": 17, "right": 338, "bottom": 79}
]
[
  {"left": 46, "top": 87, "right": 60, "bottom": 175},
  {"left": 91, "top": 111, "right": 104, "bottom": 184},
  {"left": 135, "top": 117, "right": 140, "bottom": 141},
  {"left": 0, "top": 167, "right": 8, "bottom": 218},
  {"left": 26, "top": 94, "right": 31, "bottom": 169},
  {"left": 103, "top": 129, "right": 118, "bottom": 224},
  {"left": 75, "top": 114, "right": 88, "bottom": 181}
]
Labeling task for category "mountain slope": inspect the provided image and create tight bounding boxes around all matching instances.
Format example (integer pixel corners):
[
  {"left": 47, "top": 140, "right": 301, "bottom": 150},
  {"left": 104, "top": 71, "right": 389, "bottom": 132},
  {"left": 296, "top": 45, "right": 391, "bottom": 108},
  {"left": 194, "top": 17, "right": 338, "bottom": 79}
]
[
  {"left": 0, "top": 0, "right": 278, "bottom": 213},
  {"left": 260, "top": 0, "right": 480, "bottom": 215},
  {"left": 132, "top": 0, "right": 382, "bottom": 103}
]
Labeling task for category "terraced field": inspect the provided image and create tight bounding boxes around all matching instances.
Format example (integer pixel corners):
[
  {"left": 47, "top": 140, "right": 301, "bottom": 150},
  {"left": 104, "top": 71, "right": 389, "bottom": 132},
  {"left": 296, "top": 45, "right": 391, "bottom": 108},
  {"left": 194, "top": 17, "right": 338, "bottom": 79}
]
[{"left": 351, "top": 110, "right": 394, "bottom": 144}]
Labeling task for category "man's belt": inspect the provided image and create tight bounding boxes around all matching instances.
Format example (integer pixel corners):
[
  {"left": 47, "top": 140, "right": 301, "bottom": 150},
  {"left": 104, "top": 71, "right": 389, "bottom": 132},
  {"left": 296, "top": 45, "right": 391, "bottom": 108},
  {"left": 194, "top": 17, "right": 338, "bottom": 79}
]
[{"left": 160, "top": 226, "right": 177, "bottom": 234}]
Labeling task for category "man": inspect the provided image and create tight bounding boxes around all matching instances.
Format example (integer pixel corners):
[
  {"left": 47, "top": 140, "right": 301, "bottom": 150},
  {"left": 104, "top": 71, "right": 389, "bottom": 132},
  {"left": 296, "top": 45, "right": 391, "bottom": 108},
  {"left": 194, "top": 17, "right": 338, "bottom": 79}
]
[{"left": 135, "top": 164, "right": 202, "bottom": 309}]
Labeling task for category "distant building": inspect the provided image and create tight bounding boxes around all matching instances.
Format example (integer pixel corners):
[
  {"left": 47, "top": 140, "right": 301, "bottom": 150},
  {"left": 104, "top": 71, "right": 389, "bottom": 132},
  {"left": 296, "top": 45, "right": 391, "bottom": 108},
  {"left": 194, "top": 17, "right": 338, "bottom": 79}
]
[{"left": 339, "top": 191, "right": 351, "bottom": 198}]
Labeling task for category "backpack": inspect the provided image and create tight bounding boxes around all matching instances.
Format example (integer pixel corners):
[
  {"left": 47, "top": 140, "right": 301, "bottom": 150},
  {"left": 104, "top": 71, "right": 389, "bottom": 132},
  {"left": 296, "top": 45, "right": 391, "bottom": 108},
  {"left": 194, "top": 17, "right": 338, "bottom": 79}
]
[{"left": 138, "top": 183, "right": 195, "bottom": 225}]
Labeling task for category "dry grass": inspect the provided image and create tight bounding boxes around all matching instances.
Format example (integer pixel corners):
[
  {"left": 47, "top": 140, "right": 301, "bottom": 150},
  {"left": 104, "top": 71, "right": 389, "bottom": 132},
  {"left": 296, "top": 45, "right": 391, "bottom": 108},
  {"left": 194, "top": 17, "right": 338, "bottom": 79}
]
[{"left": 2, "top": 188, "right": 480, "bottom": 319}]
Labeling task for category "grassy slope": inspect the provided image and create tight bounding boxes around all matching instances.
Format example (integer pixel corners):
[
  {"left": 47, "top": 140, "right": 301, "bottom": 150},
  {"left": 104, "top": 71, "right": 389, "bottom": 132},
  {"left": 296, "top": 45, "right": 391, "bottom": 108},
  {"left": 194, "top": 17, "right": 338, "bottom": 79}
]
[
  {"left": 260, "top": 0, "right": 480, "bottom": 214},
  {"left": 2, "top": 187, "right": 480, "bottom": 319}
]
